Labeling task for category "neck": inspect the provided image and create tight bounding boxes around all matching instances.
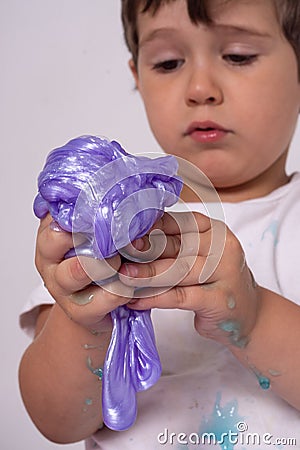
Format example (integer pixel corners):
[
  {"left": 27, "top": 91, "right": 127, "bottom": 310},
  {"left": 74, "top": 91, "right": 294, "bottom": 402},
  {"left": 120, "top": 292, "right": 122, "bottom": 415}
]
[
  {"left": 179, "top": 150, "right": 291, "bottom": 203},
  {"left": 180, "top": 169, "right": 290, "bottom": 204}
]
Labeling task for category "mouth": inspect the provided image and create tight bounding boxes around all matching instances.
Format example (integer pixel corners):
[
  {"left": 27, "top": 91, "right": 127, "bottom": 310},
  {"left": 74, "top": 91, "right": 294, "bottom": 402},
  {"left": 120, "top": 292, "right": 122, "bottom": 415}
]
[
  {"left": 185, "top": 121, "right": 227, "bottom": 135},
  {"left": 184, "top": 121, "right": 229, "bottom": 143}
]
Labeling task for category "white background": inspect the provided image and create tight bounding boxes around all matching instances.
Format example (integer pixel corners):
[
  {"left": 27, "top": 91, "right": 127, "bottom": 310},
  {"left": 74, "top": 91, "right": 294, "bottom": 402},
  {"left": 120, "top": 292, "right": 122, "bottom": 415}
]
[{"left": 1, "top": 1, "right": 300, "bottom": 449}]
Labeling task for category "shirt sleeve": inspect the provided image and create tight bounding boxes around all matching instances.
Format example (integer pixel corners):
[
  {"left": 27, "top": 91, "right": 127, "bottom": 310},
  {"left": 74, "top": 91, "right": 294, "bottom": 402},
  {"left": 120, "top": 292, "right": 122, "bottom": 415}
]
[{"left": 19, "top": 283, "right": 55, "bottom": 339}]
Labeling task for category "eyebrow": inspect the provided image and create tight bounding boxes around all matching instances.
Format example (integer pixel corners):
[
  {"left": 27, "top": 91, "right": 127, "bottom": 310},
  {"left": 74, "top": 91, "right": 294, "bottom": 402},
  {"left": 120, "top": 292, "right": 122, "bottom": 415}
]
[
  {"left": 139, "top": 28, "right": 178, "bottom": 47},
  {"left": 214, "top": 24, "right": 273, "bottom": 39},
  {"left": 139, "top": 23, "right": 273, "bottom": 48}
]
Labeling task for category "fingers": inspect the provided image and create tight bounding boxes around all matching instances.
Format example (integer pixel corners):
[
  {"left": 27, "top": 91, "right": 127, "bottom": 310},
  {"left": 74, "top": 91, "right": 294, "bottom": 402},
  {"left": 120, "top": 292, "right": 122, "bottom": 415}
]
[
  {"left": 127, "top": 283, "right": 216, "bottom": 311},
  {"left": 125, "top": 230, "right": 210, "bottom": 262},
  {"left": 36, "top": 214, "right": 74, "bottom": 263},
  {"left": 127, "top": 284, "right": 235, "bottom": 344},
  {"left": 54, "top": 254, "right": 121, "bottom": 296},
  {"left": 119, "top": 252, "right": 221, "bottom": 288},
  {"left": 60, "top": 280, "right": 135, "bottom": 332},
  {"left": 151, "top": 211, "right": 212, "bottom": 235},
  {"left": 120, "top": 256, "right": 191, "bottom": 288},
  {"left": 153, "top": 213, "right": 226, "bottom": 270},
  {"left": 36, "top": 214, "right": 122, "bottom": 297},
  {"left": 35, "top": 215, "right": 137, "bottom": 333},
  {"left": 124, "top": 212, "right": 226, "bottom": 264},
  {"left": 119, "top": 215, "right": 227, "bottom": 288}
]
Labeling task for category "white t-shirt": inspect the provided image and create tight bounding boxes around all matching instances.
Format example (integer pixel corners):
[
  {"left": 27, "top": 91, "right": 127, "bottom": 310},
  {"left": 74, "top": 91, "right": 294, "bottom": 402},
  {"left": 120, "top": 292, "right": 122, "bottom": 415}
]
[{"left": 20, "top": 173, "right": 300, "bottom": 450}]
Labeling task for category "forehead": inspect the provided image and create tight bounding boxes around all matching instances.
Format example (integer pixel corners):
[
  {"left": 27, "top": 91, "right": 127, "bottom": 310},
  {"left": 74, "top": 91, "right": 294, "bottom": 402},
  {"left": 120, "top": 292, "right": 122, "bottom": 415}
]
[{"left": 136, "top": 0, "right": 279, "bottom": 38}]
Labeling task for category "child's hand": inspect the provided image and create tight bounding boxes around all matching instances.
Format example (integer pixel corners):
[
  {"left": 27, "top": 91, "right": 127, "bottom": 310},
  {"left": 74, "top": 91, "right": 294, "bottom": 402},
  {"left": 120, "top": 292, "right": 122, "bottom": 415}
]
[
  {"left": 119, "top": 211, "right": 261, "bottom": 348},
  {"left": 35, "top": 214, "right": 135, "bottom": 333}
]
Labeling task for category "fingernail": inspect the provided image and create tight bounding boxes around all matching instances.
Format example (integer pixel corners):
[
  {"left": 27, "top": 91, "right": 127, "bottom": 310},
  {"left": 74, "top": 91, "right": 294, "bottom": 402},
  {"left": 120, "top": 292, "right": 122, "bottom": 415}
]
[
  {"left": 71, "top": 292, "right": 94, "bottom": 305},
  {"left": 123, "top": 263, "right": 139, "bottom": 278},
  {"left": 49, "top": 220, "right": 64, "bottom": 232}
]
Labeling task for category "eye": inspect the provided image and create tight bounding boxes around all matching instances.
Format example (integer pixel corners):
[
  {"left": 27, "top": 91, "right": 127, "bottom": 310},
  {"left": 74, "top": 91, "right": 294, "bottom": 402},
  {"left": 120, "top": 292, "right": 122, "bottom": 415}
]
[
  {"left": 223, "top": 54, "right": 258, "bottom": 66},
  {"left": 152, "top": 59, "right": 184, "bottom": 72}
]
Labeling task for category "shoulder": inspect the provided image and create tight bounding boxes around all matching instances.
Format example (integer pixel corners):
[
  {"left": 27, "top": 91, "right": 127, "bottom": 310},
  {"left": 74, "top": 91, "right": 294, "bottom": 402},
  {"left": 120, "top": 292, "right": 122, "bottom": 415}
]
[
  {"left": 275, "top": 172, "right": 300, "bottom": 212},
  {"left": 272, "top": 173, "right": 300, "bottom": 240}
]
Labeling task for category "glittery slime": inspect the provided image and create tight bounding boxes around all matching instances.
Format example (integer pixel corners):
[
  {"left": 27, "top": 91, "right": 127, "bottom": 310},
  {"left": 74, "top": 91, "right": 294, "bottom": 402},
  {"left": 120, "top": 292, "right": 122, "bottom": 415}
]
[{"left": 33, "top": 135, "right": 183, "bottom": 431}]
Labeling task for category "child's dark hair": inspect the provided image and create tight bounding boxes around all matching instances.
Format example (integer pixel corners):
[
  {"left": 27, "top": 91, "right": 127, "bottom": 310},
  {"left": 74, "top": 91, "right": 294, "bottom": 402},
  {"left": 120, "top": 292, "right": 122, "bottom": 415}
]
[{"left": 121, "top": 0, "right": 300, "bottom": 75}]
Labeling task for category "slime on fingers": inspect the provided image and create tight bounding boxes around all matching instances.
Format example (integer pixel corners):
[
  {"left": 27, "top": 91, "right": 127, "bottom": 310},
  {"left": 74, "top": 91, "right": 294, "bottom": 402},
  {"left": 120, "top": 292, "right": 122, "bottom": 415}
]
[{"left": 33, "top": 135, "right": 183, "bottom": 430}]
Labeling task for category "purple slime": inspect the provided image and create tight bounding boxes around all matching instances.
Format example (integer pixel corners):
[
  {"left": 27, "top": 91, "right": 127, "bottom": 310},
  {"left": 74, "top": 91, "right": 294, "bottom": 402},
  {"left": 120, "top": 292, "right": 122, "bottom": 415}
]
[{"left": 33, "top": 135, "right": 183, "bottom": 430}]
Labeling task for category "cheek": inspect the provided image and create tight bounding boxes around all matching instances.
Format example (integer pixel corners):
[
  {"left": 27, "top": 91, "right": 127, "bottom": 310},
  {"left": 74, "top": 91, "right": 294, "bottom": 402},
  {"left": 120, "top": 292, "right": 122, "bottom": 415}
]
[
  {"left": 139, "top": 75, "right": 180, "bottom": 135},
  {"left": 258, "top": 90, "right": 299, "bottom": 153},
  {"left": 237, "top": 70, "right": 299, "bottom": 154},
  {"left": 261, "top": 61, "right": 300, "bottom": 133},
  {"left": 142, "top": 95, "right": 177, "bottom": 145}
]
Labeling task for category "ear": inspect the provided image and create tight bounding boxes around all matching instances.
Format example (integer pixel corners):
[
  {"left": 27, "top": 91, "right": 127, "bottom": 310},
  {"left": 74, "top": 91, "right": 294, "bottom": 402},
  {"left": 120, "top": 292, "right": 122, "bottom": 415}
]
[{"left": 129, "top": 59, "right": 139, "bottom": 90}]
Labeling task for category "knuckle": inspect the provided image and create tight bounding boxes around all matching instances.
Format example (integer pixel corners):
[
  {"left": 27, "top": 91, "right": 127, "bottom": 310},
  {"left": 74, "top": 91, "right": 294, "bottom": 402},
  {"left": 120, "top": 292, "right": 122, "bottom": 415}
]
[
  {"left": 36, "top": 225, "right": 72, "bottom": 262},
  {"left": 175, "top": 286, "right": 187, "bottom": 308},
  {"left": 177, "top": 211, "right": 195, "bottom": 232},
  {"left": 171, "top": 234, "right": 181, "bottom": 256},
  {"left": 225, "top": 229, "right": 242, "bottom": 254},
  {"left": 36, "top": 215, "right": 51, "bottom": 235},
  {"left": 146, "top": 262, "right": 157, "bottom": 280},
  {"left": 210, "top": 220, "right": 227, "bottom": 249},
  {"left": 177, "top": 257, "right": 194, "bottom": 280}
]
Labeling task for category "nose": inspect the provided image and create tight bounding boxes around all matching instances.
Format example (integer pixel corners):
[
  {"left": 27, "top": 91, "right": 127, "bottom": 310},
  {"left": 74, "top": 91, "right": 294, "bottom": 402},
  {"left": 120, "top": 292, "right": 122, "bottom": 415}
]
[{"left": 185, "top": 67, "right": 223, "bottom": 107}]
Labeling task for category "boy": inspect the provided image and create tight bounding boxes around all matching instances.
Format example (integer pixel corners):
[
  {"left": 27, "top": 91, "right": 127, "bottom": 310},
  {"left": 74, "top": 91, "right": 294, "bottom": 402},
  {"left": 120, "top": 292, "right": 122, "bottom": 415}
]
[{"left": 19, "top": 0, "right": 300, "bottom": 448}]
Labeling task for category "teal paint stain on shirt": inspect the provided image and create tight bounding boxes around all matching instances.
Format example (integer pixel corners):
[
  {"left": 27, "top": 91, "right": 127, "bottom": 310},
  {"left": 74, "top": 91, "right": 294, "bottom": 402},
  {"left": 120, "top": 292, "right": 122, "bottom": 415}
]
[
  {"left": 199, "top": 392, "right": 244, "bottom": 450},
  {"left": 261, "top": 220, "right": 279, "bottom": 246}
]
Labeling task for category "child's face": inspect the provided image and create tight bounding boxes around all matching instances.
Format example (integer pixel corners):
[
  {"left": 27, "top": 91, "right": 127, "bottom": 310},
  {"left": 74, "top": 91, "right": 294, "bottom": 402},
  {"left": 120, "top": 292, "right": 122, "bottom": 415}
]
[{"left": 130, "top": 0, "right": 300, "bottom": 201}]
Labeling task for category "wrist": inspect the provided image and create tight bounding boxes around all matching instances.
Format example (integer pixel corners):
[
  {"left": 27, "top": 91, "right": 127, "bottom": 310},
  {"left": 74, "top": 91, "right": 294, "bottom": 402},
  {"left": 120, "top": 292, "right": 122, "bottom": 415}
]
[
  {"left": 49, "top": 303, "right": 113, "bottom": 346},
  {"left": 225, "top": 285, "right": 263, "bottom": 353}
]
